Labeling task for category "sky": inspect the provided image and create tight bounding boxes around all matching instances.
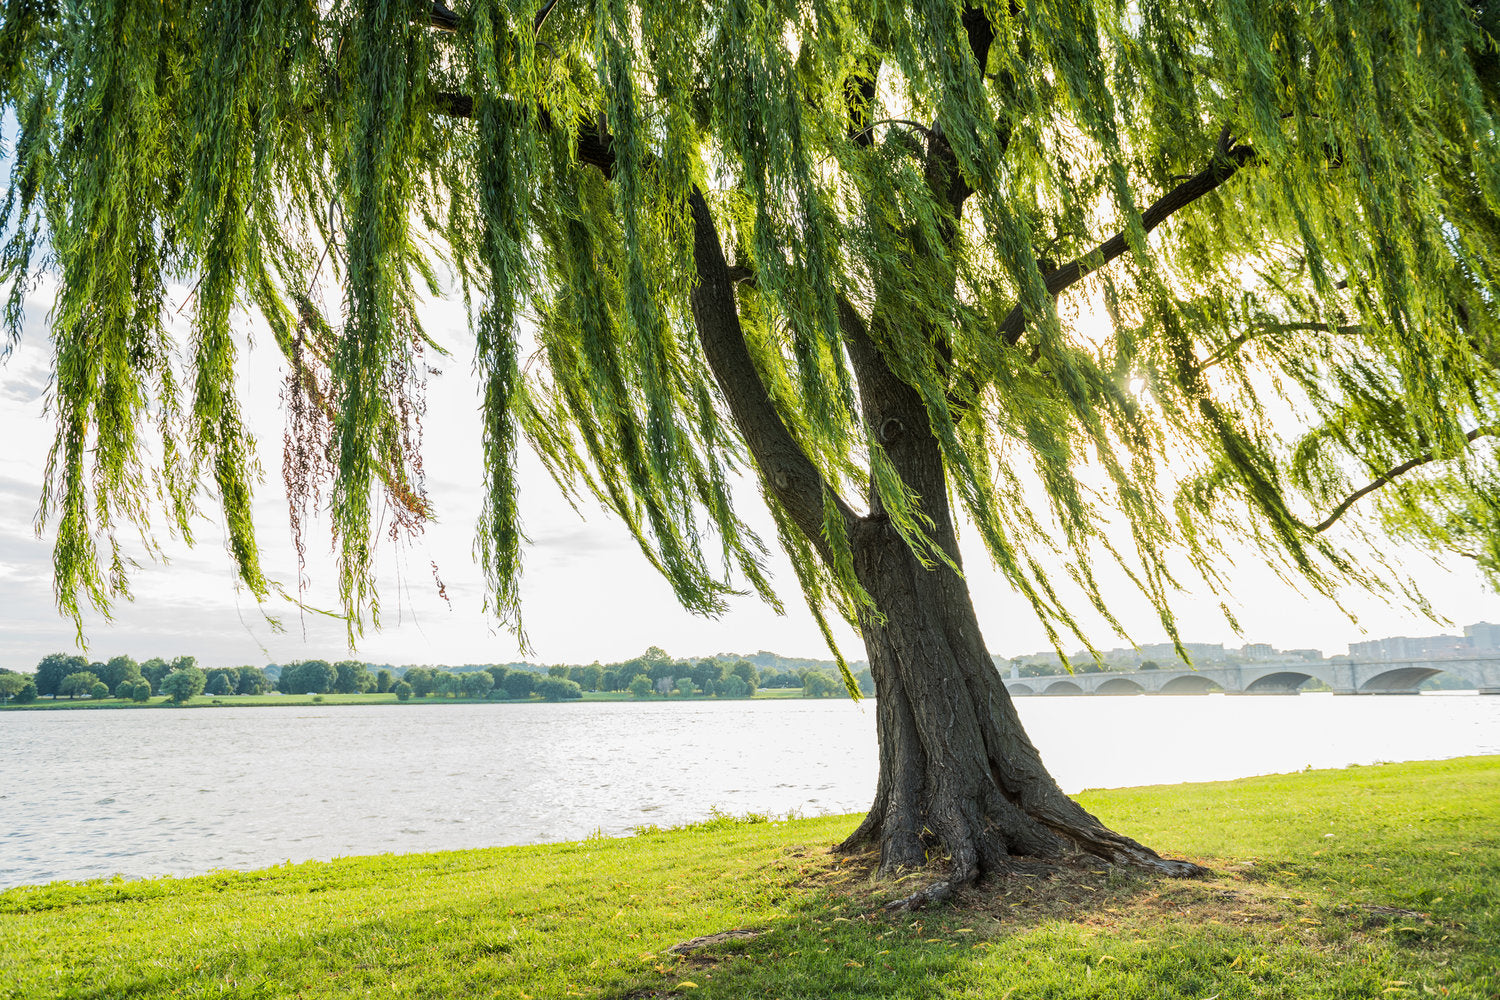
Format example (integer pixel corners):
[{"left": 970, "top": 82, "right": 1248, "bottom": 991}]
[{"left": 1, "top": 274, "right": 1497, "bottom": 673}]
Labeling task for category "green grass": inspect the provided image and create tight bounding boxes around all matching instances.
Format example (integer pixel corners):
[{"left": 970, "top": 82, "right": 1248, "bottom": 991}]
[{"left": 2, "top": 757, "right": 1496, "bottom": 999}]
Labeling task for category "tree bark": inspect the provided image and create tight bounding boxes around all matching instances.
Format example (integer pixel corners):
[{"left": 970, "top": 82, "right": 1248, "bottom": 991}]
[
  {"left": 839, "top": 521, "right": 1202, "bottom": 884},
  {"left": 837, "top": 307, "right": 1202, "bottom": 886}
]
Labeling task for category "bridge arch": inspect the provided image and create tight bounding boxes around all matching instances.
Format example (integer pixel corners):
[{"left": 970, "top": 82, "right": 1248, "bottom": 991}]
[
  {"left": 1007, "top": 682, "right": 1035, "bottom": 696},
  {"left": 1043, "top": 679, "right": 1084, "bottom": 696},
  {"left": 1245, "top": 671, "right": 1316, "bottom": 694},
  {"left": 1097, "top": 677, "right": 1145, "bottom": 695},
  {"left": 1359, "top": 666, "right": 1444, "bottom": 693},
  {"left": 1159, "top": 674, "right": 1224, "bottom": 695}
]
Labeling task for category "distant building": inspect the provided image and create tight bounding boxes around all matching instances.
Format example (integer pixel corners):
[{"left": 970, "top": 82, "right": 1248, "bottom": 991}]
[
  {"left": 1240, "top": 643, "right": 1275, "bottom": 661},
  {"left": 1140, "top": 642, "right": 1226, "bottom": 664},
  {"left": 1465, "top": 622, "right": 1500, "bottom": 652},
  {"left": 1348, "top": 634, "right": 1472, "bottom": 660}
]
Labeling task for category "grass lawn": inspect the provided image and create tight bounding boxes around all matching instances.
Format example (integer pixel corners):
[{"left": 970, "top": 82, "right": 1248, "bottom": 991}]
[{"left": 2, "top": 757, "right": 1496, "bottom": 998}]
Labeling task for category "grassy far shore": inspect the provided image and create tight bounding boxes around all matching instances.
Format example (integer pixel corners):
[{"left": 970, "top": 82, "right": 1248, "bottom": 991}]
[
  {"left": 2, "top": 758, "right": 1496, "bottom": 999},
  {"left": 0, "top": 687, "right": 814, "bottom": 709}
]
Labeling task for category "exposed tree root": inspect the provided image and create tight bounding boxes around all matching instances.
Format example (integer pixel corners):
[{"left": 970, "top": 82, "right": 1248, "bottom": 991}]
[
  {"left": 883, "top": 879, "right": 956, "bottom": 912},
  {"left": 666, "top": 929, "right": 762, "bottom": 954},
  {"left": 872, "top": 847, "right": 1205, "bottom": 913}
]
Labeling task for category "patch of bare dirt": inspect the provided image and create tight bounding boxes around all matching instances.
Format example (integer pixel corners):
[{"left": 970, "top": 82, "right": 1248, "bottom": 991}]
[{"left": 822, "top": 851, "right": 1299, "bottom": 934}]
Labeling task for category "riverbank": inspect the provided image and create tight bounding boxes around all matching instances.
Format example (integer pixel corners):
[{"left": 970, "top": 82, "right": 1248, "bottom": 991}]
[
  {"left": 2, "top": 757, "right": 1494, "bottom": 999},
  {"left": 0, "top": 687, "right": 816, "bottom": 710}
]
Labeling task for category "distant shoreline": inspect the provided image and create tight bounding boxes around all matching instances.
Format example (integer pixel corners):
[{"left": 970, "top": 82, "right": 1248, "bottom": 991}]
[{"left": 0, "top": 688, "right": 834, "bottom": 711}]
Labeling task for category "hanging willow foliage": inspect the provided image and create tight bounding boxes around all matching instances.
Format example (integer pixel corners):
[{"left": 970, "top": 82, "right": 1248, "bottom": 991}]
[{"left": 4, "top": 0, "right": 1499, "bottom": 654}]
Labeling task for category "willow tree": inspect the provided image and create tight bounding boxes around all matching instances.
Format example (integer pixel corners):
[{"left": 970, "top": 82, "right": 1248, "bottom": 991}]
[{"left": 4, "top": 0, "right": 1500, "bottom": 885}]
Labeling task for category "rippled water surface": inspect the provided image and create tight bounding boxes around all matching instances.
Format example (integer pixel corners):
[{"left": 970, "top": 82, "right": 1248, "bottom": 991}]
[{"left": 2, "top": 694, "right": 1497, "bottom": 888}]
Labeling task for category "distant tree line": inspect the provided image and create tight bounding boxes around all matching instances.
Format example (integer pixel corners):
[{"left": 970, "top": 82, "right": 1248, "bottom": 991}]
[
  {"left": 533, "top": 646, "right": 873, "bottom": 700},
  {"left": 4, "top": 647, "right": 879, "bottom": 707},
  {"left": 0, "top": 668, "right": 37, "bottom": 704},
  {"left": 6, "top": 653, "right": 273, "bottom": 705}
]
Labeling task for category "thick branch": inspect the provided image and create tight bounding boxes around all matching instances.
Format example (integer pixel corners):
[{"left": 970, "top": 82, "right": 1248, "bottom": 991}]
[
  {"left": 428, "top": 0, "right": 459, "bottom": 30},
  {"left": 848, "top": 118, "right": 934, "bottom": 144},
  {"left": 425, "top": 1, "right": 559, "bottom": 38},
  {"left": 688, "top": 190, "right": 855, "bottom": 546},
  {"left": 1195, "top": 322, "right": 1363, "bottom": 374},
  {"left": 1310, "top": 425, "right": 1499, "bottom": 534},
  {"left": 923, "top": 6, "right": 998, "bottom": 225},
  {"left": 533, "top": 0, "right": 560, "bottom": 32},
  {"left": 838, "top": 295, "right": 958, "bottom": 548},
  {"left": 999, "top": 144, "right": 1256, "bottom": 346}
]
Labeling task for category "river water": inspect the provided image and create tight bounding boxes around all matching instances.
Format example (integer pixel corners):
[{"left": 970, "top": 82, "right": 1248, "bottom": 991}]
[{"left": 1, "top": 694, "right": 1496, "bottom": 889}]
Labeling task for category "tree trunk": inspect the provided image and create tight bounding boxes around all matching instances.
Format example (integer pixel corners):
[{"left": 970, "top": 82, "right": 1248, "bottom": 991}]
[
  {"left": 836, "top": 307, "right": 1202, "bottom": 886},
  {"left": 837, "top": 521, "right": 1201, "bottom": 883},
  {"left": 682, "top": 187, "right": 1197, "bottom": 888}
]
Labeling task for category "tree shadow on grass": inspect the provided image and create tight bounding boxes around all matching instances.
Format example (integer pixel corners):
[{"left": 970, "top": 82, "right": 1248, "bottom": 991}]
[
  {"left": 620, "top": 846, "right": 1486, "bottom": 1000},
  {"left": 599, "top": 850, "right": 1287, "bottom": 1000}
]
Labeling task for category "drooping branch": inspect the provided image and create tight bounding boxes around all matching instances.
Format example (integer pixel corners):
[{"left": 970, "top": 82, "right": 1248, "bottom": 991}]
[
  {"left": 999, "top": 143, "right": 1256, "bottom": 345},
  {"left": 429, "top": 88, "right": 851, "bottom": 546},
  {"left": 432, "top": 91, "right": 476, "bottom": 119},
  {"left": 1310, "top": 425, "right": 1500, "bottom": 534},
  {"left": 431, "top": 94, "right": 618, "bottom": 178},
  {"left": 284, "top": 299, "right": 433, "bottom": 529}
]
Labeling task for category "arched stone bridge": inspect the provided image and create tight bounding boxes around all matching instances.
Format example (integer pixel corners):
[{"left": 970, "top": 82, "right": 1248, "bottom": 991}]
[{"left": 1003, "top": 656, "right": 1500, "bottom": 696}]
